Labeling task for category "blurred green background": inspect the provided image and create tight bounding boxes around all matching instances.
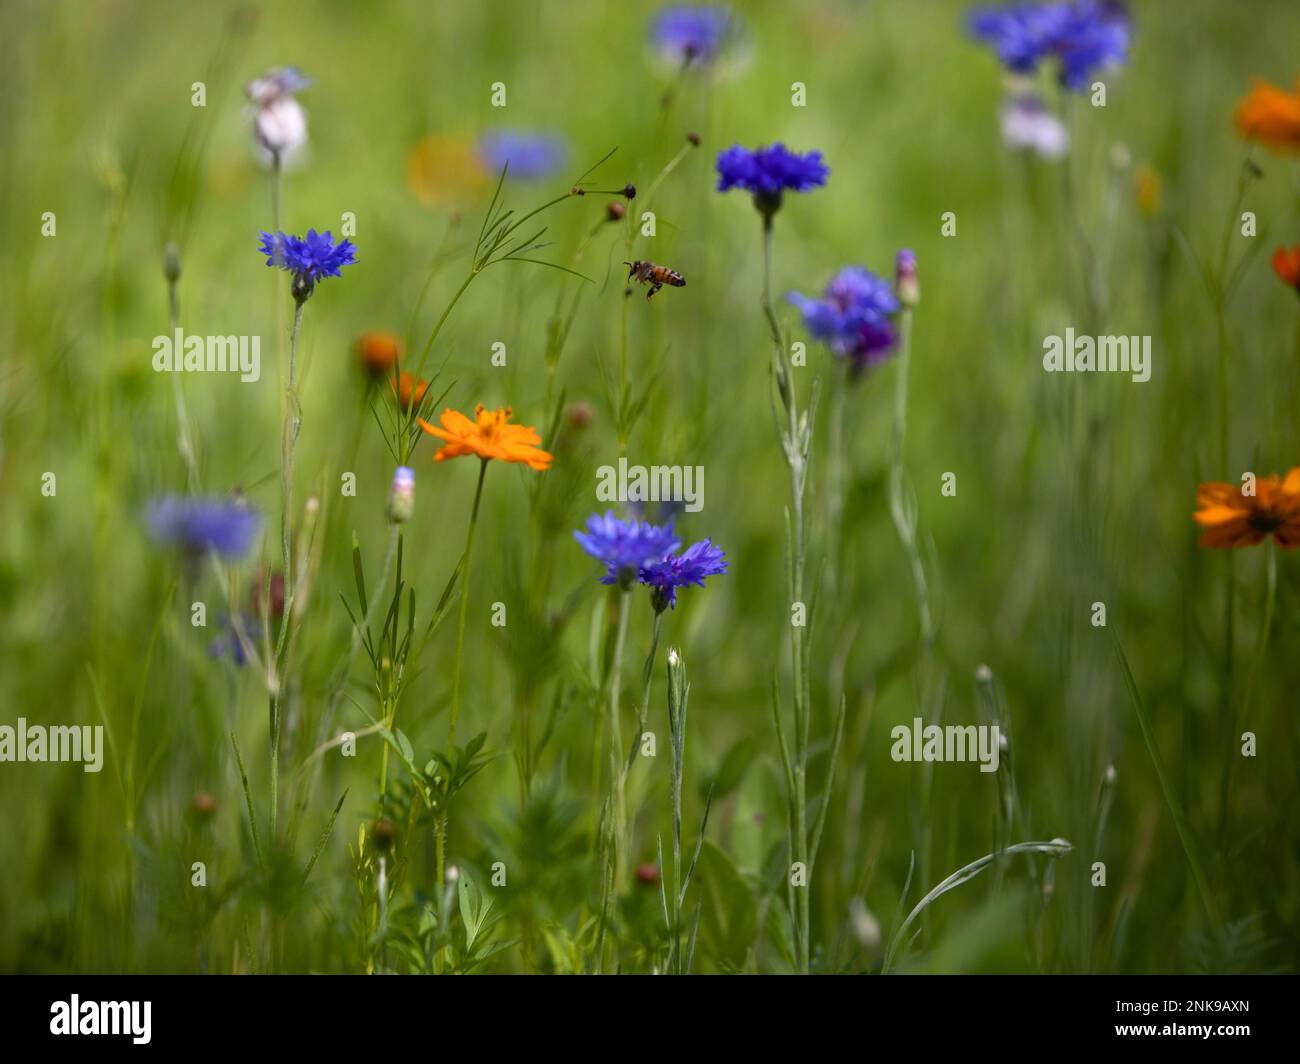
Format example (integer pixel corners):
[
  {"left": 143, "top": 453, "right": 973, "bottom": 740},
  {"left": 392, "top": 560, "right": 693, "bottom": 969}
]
[{"left": 1, "top": 0, "right": 1298, "bottom": 973}]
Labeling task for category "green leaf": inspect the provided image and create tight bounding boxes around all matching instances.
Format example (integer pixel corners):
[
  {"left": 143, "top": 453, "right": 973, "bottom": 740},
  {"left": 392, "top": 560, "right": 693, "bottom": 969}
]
[
  {"left": 708, "top": 736, "right": 755, "bottom": 800},
  {"left": 695, "top": 839, "right": 757, "bottom": 972}
]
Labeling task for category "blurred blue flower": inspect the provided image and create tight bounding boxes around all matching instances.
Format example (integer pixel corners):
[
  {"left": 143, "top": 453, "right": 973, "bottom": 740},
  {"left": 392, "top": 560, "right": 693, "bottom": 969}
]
[
  {"left": 575, "top": 511, "right": 681, "bottom": 587},
  {"left": 147, "top": 496, "right": 261, "bottom": 558},
  {"left": 258, "top": 229, "right": 357, "bottom": 292},
  {"left": 968, "top": 1, "right": 1130, "bottom": 92},
  {"left": 639, "top": 538, "right": 727, "bottom": 611},
  {"left": 209, "top": 614, "right": 257, "bottom": 666},
  {"left": 649, "top": 5, "right": 736, "bottom": 66},
  {"left": 477, "top": 130, "right": 568, "bottom": 180},
  {"left": 716, "top": 143, "right": 828, "bottom": 206},
  {"left": 788, "top": 266, "right": 900, "bottom": 372}
]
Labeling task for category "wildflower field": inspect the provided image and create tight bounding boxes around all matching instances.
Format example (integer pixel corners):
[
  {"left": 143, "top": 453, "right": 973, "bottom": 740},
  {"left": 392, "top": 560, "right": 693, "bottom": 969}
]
[{"left": 2, "top": 0, "right": 1299, "bottom": 979}]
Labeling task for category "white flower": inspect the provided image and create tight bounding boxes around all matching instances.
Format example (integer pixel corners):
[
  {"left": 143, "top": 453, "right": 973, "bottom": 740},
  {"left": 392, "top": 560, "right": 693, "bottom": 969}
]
[
  {"left": 1001, "top": 95, "right": 1069, "bottom": 161},
  {"left": 246, "top": 67, "right": 311, "bottom": 167}
]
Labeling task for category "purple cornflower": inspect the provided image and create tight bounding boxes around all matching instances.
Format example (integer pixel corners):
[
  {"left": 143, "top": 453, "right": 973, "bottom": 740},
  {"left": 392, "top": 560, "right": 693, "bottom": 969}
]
[
  {"left": 716, "top": 143, "right": 828, "bottom": 216},
  {"left": 649, "top": 5, "right": 736, "bottom": 66},
  {"left": 575, "top": 511, "right": 681, "bottom": 589},
  {"left": 968, "top": 1, "right": 1131, "bottom": 92},
  {"left": 788, "top": 266, "right": 900, "bottom": 373},
  {"left": 477, "top": 130, "right": 568, "bottom": 181},
  {"left": 258, "top": 229, "right": 357, "bottom": 299},
  {"left": 147, "top": 495, "right": 262, "bottom": 558},
  {"left": 638, "top": 538, "right": 727, "bottom": 612}
]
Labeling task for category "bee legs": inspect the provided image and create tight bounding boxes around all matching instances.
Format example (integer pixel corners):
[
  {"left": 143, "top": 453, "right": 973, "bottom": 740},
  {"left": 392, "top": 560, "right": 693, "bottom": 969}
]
[{"left": 646, "top": 282, "right": 662, "bottom": 301}]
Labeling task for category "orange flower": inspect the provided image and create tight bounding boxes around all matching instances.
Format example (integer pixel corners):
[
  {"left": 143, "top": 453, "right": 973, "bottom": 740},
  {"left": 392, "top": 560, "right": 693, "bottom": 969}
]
[
  {"left": 1234, "top": 78, "right": 1300, "bottom": 154},
  {"left": 419, "top": 404, "right": 553, "bottom": 470},
  {"left": 393, "top": 372, "right": 428, "bottom": 412},
  {"left": 1272, "top": 247, "right": 1300, "bottom": 293},
  {"left": 355, "top": 331, "right": 402, "bottom": 378},
  {"left": 1133, "top": 165, "right": 1162, "bottom": 217},
  {"left": 406, "top": 134, "right": 489, "bottom": 206},
  {"left": 1193, "top": 469, "right": 1300, "bottom": 549}
]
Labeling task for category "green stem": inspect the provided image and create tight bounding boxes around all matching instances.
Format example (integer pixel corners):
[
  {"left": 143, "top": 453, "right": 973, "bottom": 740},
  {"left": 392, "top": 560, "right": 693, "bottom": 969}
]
[
  {"left": 1218, "top": 541, "right": 1275, "bottom": 850},
  {"left": 271, "top": 298, "right": 306, "bottom": 837},
  {"left": 627, "top": 609, "right": 664, "bottom": 776},
  {"left": 888, "top": 308, "right": 934, "bottom": 648},
  {"left": 607, "top": 588, "right": 631, "bottom": 891},
  {"left": 762, "top": 213, "right": 811, "bottom": 974},
  {"left": 449, "top": 458, "right": 489, "bottom": 753}
]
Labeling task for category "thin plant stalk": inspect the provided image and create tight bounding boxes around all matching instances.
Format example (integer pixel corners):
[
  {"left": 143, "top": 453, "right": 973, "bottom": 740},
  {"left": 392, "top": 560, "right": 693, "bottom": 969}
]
[
  {"left": 271, "top": 297, "right": 306, "bottom": 836},
  {"left": 762, "top": 213, "right": 813, "bottom": 974},
  {"left": 606, "top": 587, "right": 632, "bottom": 890},
  {"left": 437, "top": 457, "right": 489, "bottom": 888}
]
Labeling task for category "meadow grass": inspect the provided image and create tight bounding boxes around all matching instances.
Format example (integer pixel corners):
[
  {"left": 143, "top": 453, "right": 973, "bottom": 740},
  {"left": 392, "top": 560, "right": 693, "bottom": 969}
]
[{"left": 0, "top": 0, "right": 1298, "bottom": 975}]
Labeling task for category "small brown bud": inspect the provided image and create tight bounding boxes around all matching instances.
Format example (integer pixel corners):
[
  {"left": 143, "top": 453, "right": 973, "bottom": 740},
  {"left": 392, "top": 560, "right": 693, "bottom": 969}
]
[
  {"left": 372, "top": 818, "right": 397, "bottom": 852},
  {"left": 606, "top": 201, "right": 626, "bottom": 222},
  {"left": 687, "top": 132, "right": 701, "bottom": 147},
  {"left": 192, "top": 792, "right": 217, "bottom": 820}
]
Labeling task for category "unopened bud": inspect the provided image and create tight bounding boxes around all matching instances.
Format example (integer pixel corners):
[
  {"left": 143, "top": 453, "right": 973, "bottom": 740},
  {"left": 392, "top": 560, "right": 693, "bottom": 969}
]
[
  {"left": 164, "top": 242, "right": 182, "bottom": 283},
  {"left": 387, "top": 466, "right": 415, "bottom": 524},
  {"left": 606, "top": 201, "right": 626, "bottom": 222},
  {"left": 895, "top": 248, "right": 919, "bottom": 308}
]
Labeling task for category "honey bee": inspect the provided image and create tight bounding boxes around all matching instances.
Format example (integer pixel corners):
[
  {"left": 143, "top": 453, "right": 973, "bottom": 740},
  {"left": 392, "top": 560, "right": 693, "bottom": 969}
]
[{"left": 624, "top": 260, "right": 686, "bottom": 301}]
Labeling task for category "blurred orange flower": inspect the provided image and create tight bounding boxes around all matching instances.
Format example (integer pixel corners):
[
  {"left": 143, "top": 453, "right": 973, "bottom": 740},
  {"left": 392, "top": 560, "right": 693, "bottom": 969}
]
[
  {"left": 1234, "top": 78, "right": 1300, "bottom": 154},
  {"left": 1193, "top": 469, "right": 1300, "bottom": 549},
  {"left": 1272, "top": 247, "right": 1300, "bottom": 293},
  {"left": 419, "top": 404, "right": 553, "bottom": 470},
  {"left": 406, "top": 135, "right": 489, "bottom": 206},
  {"left": 393, "top": 372, "right": 428, "bottom": 412},
  {"left": 1133, "top": 165, "right": 1162, "bottom": 217},
  {"left": 355, "top": 331, "right": 402, "bottom": 378}
]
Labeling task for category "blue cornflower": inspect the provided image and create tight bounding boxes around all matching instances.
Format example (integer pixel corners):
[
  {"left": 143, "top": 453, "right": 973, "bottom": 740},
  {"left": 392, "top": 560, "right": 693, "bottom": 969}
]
[
  {"left": 1054, "top": 1, "right": 1130, "bottom": 90},
  {"left": 147, "top": 495, "right": 262, "bottom": 558},
  {"left": 788, "top": 266, "right": 900, "bottom": 373},
  {"left": 968, "top": 1, "right": 1130, "bottom": 92},
  {"left": 477, "top": 130, "right": 568, "bottom": 181},
  {"left": 575, "top": 511, "right": 681, "bottom": 588},
  {"left": 716, "top": 143, "right": 828, "bottom": 215},
  {"left": 649, "top": 5, "right": 736, "bottom": 66},
  {"left": 258, "top": 229, "right": 357, "bottom": 299},
  {"left": 638, "top": 538, "right": 727, "bottom": 612},
  {"left": 209, "top": 614, "right": 257, "bottom": 666}
]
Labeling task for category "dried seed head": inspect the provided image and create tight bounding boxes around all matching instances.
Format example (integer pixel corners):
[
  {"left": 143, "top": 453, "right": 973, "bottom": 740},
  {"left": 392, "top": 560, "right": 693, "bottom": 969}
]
[{"left": 621, "top": 183, "right": 637, "bottom": 199}]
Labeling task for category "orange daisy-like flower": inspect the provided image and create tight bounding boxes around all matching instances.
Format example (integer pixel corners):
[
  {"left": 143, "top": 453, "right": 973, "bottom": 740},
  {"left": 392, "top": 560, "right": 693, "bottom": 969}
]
[
  {"left": 1272, "top": 247, "right": 1300, "bottom": 293},
  {"left": 1193, "top": 469, "right": 1300, "bottom": 549},
  {"left": 393, "top": 372, "right": 428, "bottom": 412},
  {"left": 1234, "top": 78, "right": 1300, "bottom": 154},
  {"left": 419, "top": 404, "right": 553, "bottom": 470},
  {"left": 355, "top": 331, "right": 402, "bottom": 378}
]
